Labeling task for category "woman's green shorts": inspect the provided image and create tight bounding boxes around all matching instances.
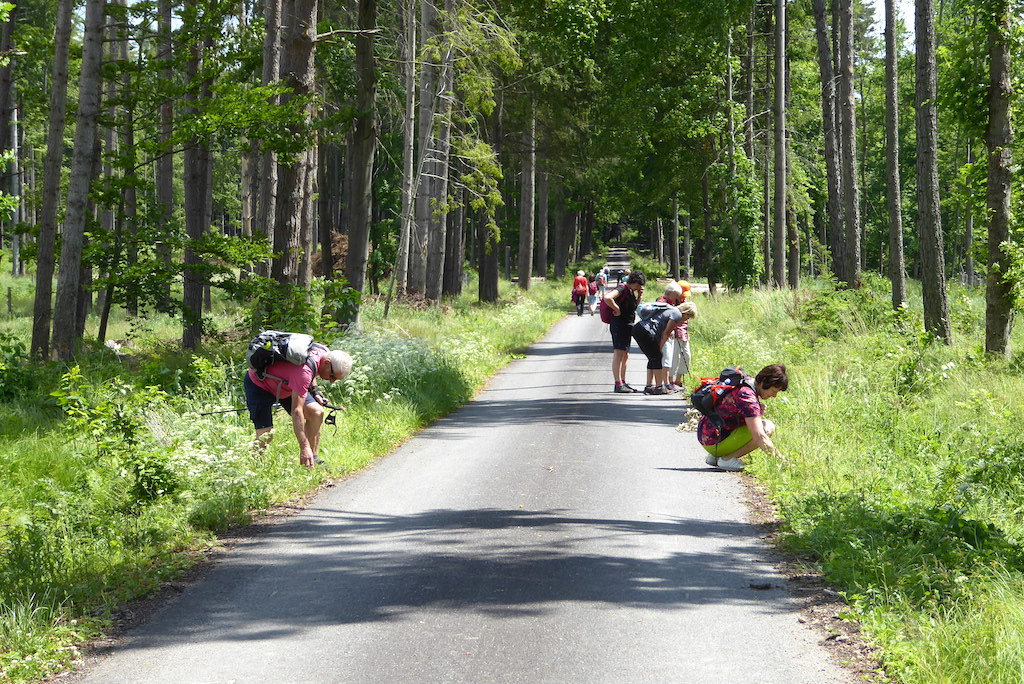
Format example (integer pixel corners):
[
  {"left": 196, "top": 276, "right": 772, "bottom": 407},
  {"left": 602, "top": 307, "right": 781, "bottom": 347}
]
[{"left": 701, "top": 424, "right": 752, "bottom": 457}]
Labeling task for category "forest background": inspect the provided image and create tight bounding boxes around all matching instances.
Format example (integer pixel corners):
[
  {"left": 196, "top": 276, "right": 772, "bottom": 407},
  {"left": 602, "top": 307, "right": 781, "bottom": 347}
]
[{"left": 0, "top": 0, "right": 1022, "bottom": 682}]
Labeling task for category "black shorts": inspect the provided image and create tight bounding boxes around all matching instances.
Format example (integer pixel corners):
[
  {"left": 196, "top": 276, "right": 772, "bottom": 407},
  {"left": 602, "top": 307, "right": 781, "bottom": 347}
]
[
  {"left": 243, "top": 373, "right": 316, "bottom": 429},
  {"left": 609, "top": 321, "right": 633, "bottom": 351},
  {"left": 632, "top": 324, "right": 664, "bottom": 370}
]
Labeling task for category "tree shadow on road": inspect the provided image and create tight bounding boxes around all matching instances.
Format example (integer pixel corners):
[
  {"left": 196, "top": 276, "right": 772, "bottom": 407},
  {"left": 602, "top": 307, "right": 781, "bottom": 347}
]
[{"left": 110, "top": 508, "right": 797, "bottom": 649}]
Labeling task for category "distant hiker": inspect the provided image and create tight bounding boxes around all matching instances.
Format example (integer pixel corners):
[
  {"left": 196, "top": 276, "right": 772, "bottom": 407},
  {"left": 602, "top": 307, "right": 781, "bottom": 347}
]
[
  {"left": 596, "top": 269, "right": 608, "bottom": 297},
  {"left": 632, "top": 301, "right": 696, "bottom": 395},
  {"left": 658, "top": 281, "right": 693, "bottom": 392},
  {"left": 244, "top": 334, "right": 353, "bottom": 469},
  {"left": 572, "top": 270, "right": 589, "bottom": 316},
  {"left": 698, "top": 364, "right": 788, "bottom": 471},
  {"left": 587, "top": 276, "right": 599, "bottom": 315},
  {"left": 603, "top": 271, "right": 646, "bottom": 393}
]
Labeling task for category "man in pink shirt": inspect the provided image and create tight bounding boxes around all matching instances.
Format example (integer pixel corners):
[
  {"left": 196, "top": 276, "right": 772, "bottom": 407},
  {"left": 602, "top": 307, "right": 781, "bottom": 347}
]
[{"left": 244, "top": 345, "right": 353, "bottom": 468}]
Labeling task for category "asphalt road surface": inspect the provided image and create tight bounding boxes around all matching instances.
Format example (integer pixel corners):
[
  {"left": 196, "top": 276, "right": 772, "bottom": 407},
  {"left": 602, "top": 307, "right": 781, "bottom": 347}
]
[{"left": 72, "top": 313, "right": 850, "bottom": 684}]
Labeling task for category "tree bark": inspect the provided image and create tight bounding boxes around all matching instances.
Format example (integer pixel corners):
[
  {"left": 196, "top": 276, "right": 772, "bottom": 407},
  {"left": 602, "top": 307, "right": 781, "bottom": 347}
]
[
  {"left": 31, "top": 0, "right": 73, "bottom": 358},
  {"left": 811, "top": 0, "right": 844, "bottom": 282},
  {"left": 772, "top": 0, "right": 786, "bottom": 287},
  {"left": 425, "top": 0, "right": 453, "bottom": 301},
  {"left": 518, "top": 102, "right": 536, "bottom": 290},
  {"left": 670, "top": 196, "right": 680, "bottom": 279},
  {"left": 182, "top": 0, "right": 213, "bottom": 349},
  {"left": 884, "top": 0, "right": 907, "bottom": 308},
  {"left": 51, "top": 0, "right": 105, "bottom": 360},
  {"left": 534, "top": 166, "right": 548, "bottom": 278},
  {"left": 682, "top": 211, "right": 691, "bottom": 280},
  {"left": 343, "top": 0, "right": 378, "bottom": 306},
  {"left": 410, "top": 0, "right": 437, "bottom": 294},
  {"left": 915, "top": 0, "right": 952, "bottom": 342},
  {"left": 983, "top": 0, "right": 1014, "bottom": 356},
  {"left": 839, "top": 0, "right": 861, "bottom": 284},
  {"left": 271, "top": 0, "right": 317, "bottom": 285},
  {"left": 0, "top": 2, "right": 19, "bottom": 157},
  {"left": 395, "top": 0, "right": 416, "bottom": 295},
  {"left": 255, "top": 0, "right": 281, "bottom": 278}
]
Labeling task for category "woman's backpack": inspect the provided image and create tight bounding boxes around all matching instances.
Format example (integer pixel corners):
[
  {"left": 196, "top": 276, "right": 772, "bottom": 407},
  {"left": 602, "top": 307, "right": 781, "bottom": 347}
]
[{"left": 690, "top": 367, "right": 755, "bottom": 429}]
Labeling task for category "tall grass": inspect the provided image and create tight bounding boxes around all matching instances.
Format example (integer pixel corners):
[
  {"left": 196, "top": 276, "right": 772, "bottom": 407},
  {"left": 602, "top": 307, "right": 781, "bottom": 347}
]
[
  {"left": 0, "top": 270, "right": 571, "bottom": 682},
  {"left": 688, "top": 276, "right": 1024, "bottom": 682}
]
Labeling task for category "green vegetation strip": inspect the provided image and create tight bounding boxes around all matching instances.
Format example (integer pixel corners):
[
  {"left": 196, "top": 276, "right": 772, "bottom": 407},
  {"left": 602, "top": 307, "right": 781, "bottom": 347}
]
[
  {"left": 0, "top": 279, "right": 568, "bottom": 683},
  {"left": 693, "top": 275, "right": 1024, "bottom": 684}
]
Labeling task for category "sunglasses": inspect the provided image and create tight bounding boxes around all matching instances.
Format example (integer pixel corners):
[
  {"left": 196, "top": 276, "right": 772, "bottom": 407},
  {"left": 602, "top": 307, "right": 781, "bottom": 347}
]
[{"left": 328, "top": 366, "right": 339, "bottom": 382}]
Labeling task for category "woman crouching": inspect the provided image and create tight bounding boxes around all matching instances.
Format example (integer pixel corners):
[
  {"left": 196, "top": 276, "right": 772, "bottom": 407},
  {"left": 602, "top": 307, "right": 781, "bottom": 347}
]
[{"left": 699, "top": 364, "right": 788, "bottom": 471}]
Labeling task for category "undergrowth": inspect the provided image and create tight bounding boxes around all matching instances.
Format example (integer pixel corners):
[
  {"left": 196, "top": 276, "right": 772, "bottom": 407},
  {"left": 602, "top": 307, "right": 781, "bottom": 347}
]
[
  {"left": 689, "top": 275, "right": 1024, "bottom": 683},
  {"left": 0, "top": 275, "right": 569, "bottom": 683}
]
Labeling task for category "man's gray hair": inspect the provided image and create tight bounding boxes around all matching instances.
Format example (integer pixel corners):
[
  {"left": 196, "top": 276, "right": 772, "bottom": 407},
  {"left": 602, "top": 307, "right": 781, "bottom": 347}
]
[{"left": 326, "top": 350, "right": 353, "bottom": 380}]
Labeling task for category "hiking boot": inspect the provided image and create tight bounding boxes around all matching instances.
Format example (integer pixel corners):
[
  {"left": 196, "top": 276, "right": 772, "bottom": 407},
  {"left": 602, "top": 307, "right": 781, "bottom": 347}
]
[
  {"left": 614, "top": 384, "right": 633, "bottom": 394},
  {"left": 705, "top": 454, "right": 718, "bottom": 467},
  {"left": 645, "top": 386, "right": 667, "bottom": 395},
  {"left": 716, "top": 457, "right": 746, "bottom": 471},
  {"left": 621, "top": 384, "right": 639, "bottom": 393}
]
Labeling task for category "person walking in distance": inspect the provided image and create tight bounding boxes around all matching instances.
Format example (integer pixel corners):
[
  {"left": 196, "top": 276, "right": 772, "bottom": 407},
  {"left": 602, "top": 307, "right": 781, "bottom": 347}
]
[
  {"left": 572, "top": 270, "right": 589, "bottom": 316},
  {"left": 604, "top": 271, "right": 646, "bottom": 393}
]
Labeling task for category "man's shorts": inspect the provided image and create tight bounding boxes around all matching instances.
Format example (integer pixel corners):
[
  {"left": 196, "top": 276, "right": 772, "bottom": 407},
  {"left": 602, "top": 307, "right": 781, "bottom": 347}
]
[{"left": 244, "top": 373, "right": 316, "bottom": 430}]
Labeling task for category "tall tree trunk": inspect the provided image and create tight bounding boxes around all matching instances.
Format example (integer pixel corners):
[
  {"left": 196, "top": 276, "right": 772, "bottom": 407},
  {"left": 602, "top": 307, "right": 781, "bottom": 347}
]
[
  {"left": 553, "top": 190, "right": 567, "bottom": 278},
  {"left": 155, "top": 0, "right": 174, "bottom": 304},
  {"left": 442, "top": 181, "right": 464, "bottom": 296},
  {"left": 518, "top": 102, "right": 535, "bottom": 290},
  {"left": 410, "top": 0, "right": 437, "bottom": 294},
  {"left": 782, "top": 20, "right": 798, "bottom": 288},
  {"left": 744, "top": 4, "right": 755, "bottom": 161},
  {"left": 255, "top": 0, "right": 281, "bottom": 278},
  {"left": 534, "top": 166, "right": 548, "bottom": 278},
  {"left": 915, "top": 0, "right": 951, "bottom": 342},
  {"left": 182, "top": 0, "right": 213, "bottom": 349},
  {"left": 31, "top": 0, "right": 73, "bottom": 358},
  {"left": 272, "top": 0, "right": 317, "bottom": 285},
  {"left": 812, "top": 0, "right": 844, "bottom": 282},
  {"left": 839, "top": 0, "right": 861, "bottom": 284},
  {"left": 670, "top": 197, "right": 680, "bottom": 279},
  {"left": 885, "top": 0, "right": 907, "bottom": 308},
  {"left": 964, "top": 142, "right": 975, "bottom": 286},
  {"left": 343, "top": 0, "right": 378, "bottom": 309},
  {"left": 983, "top": 0, "right": 1013, "bottom": 356},
  {"left": 0, "top": 2, "right": 18, "bottom": 158},
  {"left": 119, "top": 1, "right": 138, "bottom": 316},
  {"left": 772, "top": 0, "right": 786, "bottom": 287},
  {"left": 425, "top": 0, "right": 453, "bottom": 301},
  {"left": 682, "top": 211, "right": 691, "bottom": 279},
  {"left": 51, "top": 0, "right": 105, "bottom": 360},
  {"left": 395, "top": 0, "right": 416, "bottom": 295}
]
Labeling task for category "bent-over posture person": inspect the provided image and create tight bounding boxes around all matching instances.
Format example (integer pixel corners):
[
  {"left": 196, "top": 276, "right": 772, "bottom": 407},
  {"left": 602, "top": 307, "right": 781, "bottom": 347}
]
[
  {"left": 244, "top": 346, "right": 353, "bottom": 468},
  {"left": 699, "top": 363, "right": 788, "bottom": 471}
]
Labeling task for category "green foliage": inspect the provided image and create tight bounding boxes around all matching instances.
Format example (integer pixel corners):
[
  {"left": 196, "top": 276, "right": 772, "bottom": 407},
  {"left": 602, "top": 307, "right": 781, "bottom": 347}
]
[
  {"left": 239, "top": 276, "right": 361, "bottom": 338},
  {"left": 0, "top": 333, "right": 33, "bottom": 400}
]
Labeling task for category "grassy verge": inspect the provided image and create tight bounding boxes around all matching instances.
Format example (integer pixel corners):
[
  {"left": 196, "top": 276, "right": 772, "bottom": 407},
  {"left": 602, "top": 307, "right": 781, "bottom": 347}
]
[
  {"left": 689, "top": 275, "right": 1024, "bottom": 683},
  {"left": 0, "top": 275, "right": 570, "bottom": 683}
]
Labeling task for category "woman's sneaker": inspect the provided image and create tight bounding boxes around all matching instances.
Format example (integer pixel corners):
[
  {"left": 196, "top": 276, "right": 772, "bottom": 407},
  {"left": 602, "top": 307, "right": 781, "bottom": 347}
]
[
  {"left": 614, "top": 384, "right": 633, "bottom": 393},
  {"left": 705, "top": 454, "right": 718, "bottom": 467},
  {"left": 716, "top": 457, "right": 746, "bottom": 471}
]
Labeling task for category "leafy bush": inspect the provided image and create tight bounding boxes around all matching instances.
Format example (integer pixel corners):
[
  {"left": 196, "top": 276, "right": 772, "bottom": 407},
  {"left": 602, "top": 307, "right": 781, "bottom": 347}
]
[{"left": 0, "top": 333, "right": 32, "bottom": 400}]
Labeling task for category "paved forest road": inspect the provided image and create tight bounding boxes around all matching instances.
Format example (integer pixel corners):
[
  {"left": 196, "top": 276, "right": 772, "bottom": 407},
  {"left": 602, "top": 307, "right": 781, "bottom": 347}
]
[{"left": 72, "top": 314, "right": 850, "bottom": 684}]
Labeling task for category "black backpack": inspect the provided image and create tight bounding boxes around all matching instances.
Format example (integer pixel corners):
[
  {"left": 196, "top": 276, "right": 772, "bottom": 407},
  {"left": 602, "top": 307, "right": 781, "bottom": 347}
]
[
  {"left": 690, "top": 367, "right": 756, "bottom": 429},
  {"left": 246, "top": 330, "right": 325, "bottom": 380}
]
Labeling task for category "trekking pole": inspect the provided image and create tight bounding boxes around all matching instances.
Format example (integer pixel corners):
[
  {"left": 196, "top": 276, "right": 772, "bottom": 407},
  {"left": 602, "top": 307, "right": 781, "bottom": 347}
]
[{"left": 198, "top": 406, "right": 249, "bottom": 416}]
